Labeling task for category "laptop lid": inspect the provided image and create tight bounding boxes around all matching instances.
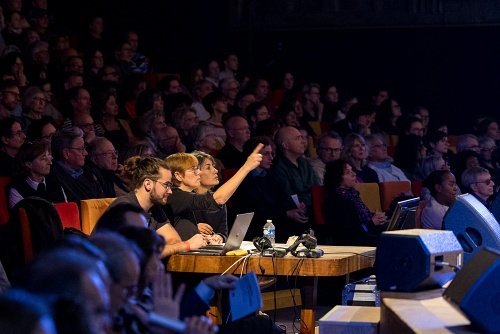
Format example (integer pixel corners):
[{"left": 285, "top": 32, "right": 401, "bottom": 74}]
[{"left": 220, "top": 212, "right": 254, "bottom": 254}]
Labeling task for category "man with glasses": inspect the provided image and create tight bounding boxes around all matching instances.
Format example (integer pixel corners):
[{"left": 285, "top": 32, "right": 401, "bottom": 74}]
[
  {"left": 307, "top": 131, "right": 343, "bottom": 185},
  {"left": 0, "top": 117, "right": 26, "bottom": 176},
  {"left": 0, "top": 80, "right": 22, "bottom": 119},
  {"left": 461, "top": 166, "right": 496, "bottom": 210},
  {"left": 87, "top": 137, "right": 128, "bottom": 197},
  {"left": 366, "top": 133, "right": 409, "bottom": 182},
  {"left": 107, "top": 155, "right": 206, "bottom": 257},
  {"left": 50, "top": 127, "right": 105, "bottom": 201}
]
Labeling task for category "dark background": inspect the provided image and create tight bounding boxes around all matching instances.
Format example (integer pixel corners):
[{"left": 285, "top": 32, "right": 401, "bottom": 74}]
[{"left": 49, "top": 0, "right": 500, "bottom": 134}]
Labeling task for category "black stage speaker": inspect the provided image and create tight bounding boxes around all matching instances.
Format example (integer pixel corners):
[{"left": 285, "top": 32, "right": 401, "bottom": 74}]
[
  {"left": 376, "top": 229, "right": 463, "bottom": 292},
  {"left": 443, "top": 194, "right": 500, "bottom": 263},
  {"left": 491, "top": 191, "right": 500, "bottom": 224},
  {"left": 444, "top": 247, "right": 500, "bottom": 334}
]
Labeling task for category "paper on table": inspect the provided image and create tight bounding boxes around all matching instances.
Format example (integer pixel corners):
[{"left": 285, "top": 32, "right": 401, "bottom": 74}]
[{"left": 229, "top": 271, "right": 263, "bottom": 321}]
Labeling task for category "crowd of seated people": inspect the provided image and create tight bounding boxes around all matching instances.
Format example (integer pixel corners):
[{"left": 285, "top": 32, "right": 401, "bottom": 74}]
[{"left": 0, "top": 0, "right": 500, "bottom": 331}]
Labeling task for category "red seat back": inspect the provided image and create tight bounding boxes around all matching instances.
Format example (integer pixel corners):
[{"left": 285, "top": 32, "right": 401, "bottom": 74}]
[
  {"left": 55, "top": 202, "right": 81, "bottom": 231},
  {"left": 311, "top": 185, "right": 326, "bottom": 225},
  {"left": 0, "top": 177, "right": 11, "bottom": 225}
]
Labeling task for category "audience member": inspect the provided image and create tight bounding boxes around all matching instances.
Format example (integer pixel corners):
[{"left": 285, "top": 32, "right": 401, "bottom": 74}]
[
  {"left": 478, "top": 136, "right": 497, "bottom": 174},
  {"left": 366, "top": 133, "right": 409, "bottom": 182},
  {"left": 87, "top": 136, "right": 128, "bottom": 197},
  {"left": 106, "top": 156, "right": 206, "bottom": 257},
  {"left": 0, "top": 289, "right": 56, "bottom": 334},
  {"left": 8, "top": 140, "right": 65, "bottom": 207},
  {"left": 190, "top": 79, "right": 213, "bottom": 121},
  {"left": 307, "top": 131, "right": 343, "bottom": 185},
  {"left": 201, "top": 91, "right": 228, "bottom": 150},
  {"left": 245, "top": 101, "right": 270, "bottom": 134},
  {"left": 425, "top": 130, "right": 450, "bottom": 160},
  {"left": 155, "top": 125, "right": 186, "bottom": 158},
  {"left": 50, "top": 127, "right": 104, "bottom": 201},
  {"left": 475, "top": 117, "right": 499, "bottom": 145},
  {"left": 273, "top": 126, "right": 318, "bottom": 236},
  {"left": 394, "top": 133, "right": 426, "bottom": 180},
  {"left": 456, "top": 134, "right": 481, "bottom": 154},
  {"left": 165, "top": 146, "right": 262, "bottom": 242},
  {"left": 0, "top": 79, "right": 21, "bottom": 118},
  {"left": 417, "top": 154, "right": 450, "bottom": 180},
  {"left": 192, "top": 150, "right": 229, "bottom": 242},
  {"left": 341, "top": 133, "right": 379, "bottom": 183},
  {"left": 421, "top": 170, "right": 458, "bottom": 230},
  {"left": 171, "top": 105, "right": 199, "bottom": 152},
  {"left": 218, "top": 115, "right": 250, "bottom": 168},
  {"left": 375, "top": 98, "right": 402, "bottom": 135},
  {"left": 461, "top": 166, "right": 495, "bottom": 210},
  {"left": 323, "top": 159, "right": 387, "bottom": 246},
  {"left": 0, "top": 116, "right": 25, "bottom": 176},
  {"left": 25, "top": 116, "right": 56, "bottom": 143},
  {"left": 21, "top": 86, "right": 46, "bottom": 129},
  {"left": 232, "top": 136, "right": 289, "bottom": 241}
]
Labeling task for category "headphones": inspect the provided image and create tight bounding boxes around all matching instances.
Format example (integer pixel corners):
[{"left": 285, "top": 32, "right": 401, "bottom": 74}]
[
  {"left": 252, "top": 236, "right": 287, "bottom": 258},
  {"left": 253, "top": 236, "right": 272, "bottom": 252}
]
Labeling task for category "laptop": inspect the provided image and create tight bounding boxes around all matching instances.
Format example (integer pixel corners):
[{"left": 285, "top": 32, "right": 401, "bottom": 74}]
[{"left": 179, "top": 212, "right": 254, "bottom": 256}]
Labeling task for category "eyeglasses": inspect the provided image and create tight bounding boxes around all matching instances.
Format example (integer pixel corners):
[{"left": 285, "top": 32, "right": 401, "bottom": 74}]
[
  {"left": 32, "top": 96, "right": 47, "bottom": 103},
  {"left": 481, "top": 147, "right": 497, "bottom": 153},
  {"left": 10, "top": 130, "right": 25, "bottom": 137},
  {"left": 3, "top": 90, "right": 20, "bottom": 98},
  {"left": 185, "top": 166, "right": 200, "bottom": 174},
  {"left": 319, "top": 147, "right": 342, "bottom": 154},
  {"left": 262, "top": 151, "right": 275, "bottom": 157},
  {"left": 94, "top": 150, "right": 118, "bottom": 157},
  {"left": 154, "top": 180, "right": 173, "bottom": 190},
  {"left": 474, "top": 179, "right": 493, "bottom": 186},
  {"left": 67, "top": 146, "right": 87, "bottom": 153}
]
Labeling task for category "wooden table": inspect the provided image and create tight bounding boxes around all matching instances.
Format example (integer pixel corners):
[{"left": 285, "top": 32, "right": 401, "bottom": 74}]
[{"left": 167, "top": 245, "right": 376, "bottom": 334}]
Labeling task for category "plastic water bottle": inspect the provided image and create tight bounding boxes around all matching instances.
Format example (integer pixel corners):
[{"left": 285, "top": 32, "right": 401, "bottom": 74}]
[{"left": 263, "top": 219, "right": 275, "bottom": 245}]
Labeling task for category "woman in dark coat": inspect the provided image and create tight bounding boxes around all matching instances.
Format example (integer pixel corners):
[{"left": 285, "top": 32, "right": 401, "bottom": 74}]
[{"left": 322, "top": 159, "right": 387, "bottom": 246}]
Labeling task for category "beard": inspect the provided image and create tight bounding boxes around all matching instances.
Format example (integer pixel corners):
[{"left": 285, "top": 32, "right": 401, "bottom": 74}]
[{"left": 149, "top": 187, "right": 167, "bottom": 206}]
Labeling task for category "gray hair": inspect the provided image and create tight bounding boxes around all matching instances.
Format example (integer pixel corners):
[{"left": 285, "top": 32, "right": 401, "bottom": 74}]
[
  {"left": 461, "top": 166, "right": 489, "bottom": 191},
  {"left": 456, "top": 134, "right": 479, "bottom": 153},
  {"left": 316, "top": 131, "right": 342, "bottom": 150},
  {"left": 21, "top": 86, "right": 44, "bottom": 112},
  {"left": 51, "top": 127, "right": 84, "bottom": 161}
]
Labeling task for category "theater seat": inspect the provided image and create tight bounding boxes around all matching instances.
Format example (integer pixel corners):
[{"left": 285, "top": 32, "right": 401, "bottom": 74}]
[
  {"left": 55, "top": 202, "right": 81, "bottom": 231},
  {"left": 0, "top": 176, "right": 11, "bottom": 225},
  {"left": 354, "top": 183, "right": 381, "bottom": 212},
  {"left": 311, "top": 185, "right": 326, "bottom": 225},
  {"left": 80, "top": 198, "right": 115, "bottom": 235},
  {"left": 379, "top": 181, "right": 412, "bottom": 211},
  {"left": 415, "top": 200, "right": 426, "bottom": 228}
]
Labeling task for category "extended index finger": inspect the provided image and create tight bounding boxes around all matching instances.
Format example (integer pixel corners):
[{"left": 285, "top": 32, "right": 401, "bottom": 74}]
[{"left": 252, "top": 143, "right": 265, "bottom": 154}]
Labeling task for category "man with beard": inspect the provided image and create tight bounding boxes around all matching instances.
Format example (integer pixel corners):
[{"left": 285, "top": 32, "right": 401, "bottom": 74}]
[{"left": 106, "top": 156, "right": 206, "bottom": 257}]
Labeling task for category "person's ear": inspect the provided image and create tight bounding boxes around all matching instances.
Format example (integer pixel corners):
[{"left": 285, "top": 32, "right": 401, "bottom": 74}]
[
  {"left": 435, "top": 183, "right": 443, "bottom": 194},
  {"left": 144, "top": 178, "right": 153, "bottom": 192},
  {"left": 173, "top": 171, "right": 183, "bottom": 182}
]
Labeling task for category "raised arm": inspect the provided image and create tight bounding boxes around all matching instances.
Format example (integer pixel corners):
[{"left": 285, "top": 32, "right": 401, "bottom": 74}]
[{"left": 212, "top": 143, "right": 264, "bottom": 204}]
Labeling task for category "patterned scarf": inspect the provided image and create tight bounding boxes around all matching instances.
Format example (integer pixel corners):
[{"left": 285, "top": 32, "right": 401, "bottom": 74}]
[{"left": 335, "top": 187, "right": 373, "bottom": 230}]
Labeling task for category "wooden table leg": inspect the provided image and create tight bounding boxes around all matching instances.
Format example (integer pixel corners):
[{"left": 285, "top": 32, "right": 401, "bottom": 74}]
[{"left": 300, "top": 276, "right": 318, "bottom": 334}]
